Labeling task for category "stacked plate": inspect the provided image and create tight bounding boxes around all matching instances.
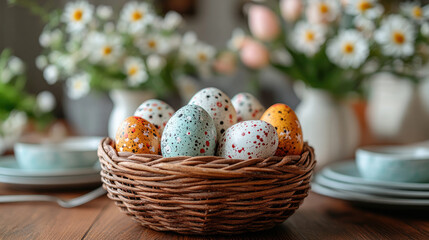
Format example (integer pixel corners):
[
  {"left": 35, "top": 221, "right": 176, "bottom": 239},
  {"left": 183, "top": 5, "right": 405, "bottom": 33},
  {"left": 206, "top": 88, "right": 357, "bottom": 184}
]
[
  {"left": 0, "top": 156, "right": 101, "bottom": 190},
  {"left": 312, "top": 160, "right": 429, "bottom": 208}
]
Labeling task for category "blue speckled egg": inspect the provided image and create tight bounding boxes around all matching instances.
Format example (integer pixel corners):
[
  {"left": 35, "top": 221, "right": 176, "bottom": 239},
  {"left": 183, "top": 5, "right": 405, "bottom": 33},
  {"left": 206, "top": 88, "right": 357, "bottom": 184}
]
[
  {"left": 161, "top": 105, "right": 217, "bottom": 157},
  {"left": 189, "top": 87, "right": 237, "bottom": 139}
]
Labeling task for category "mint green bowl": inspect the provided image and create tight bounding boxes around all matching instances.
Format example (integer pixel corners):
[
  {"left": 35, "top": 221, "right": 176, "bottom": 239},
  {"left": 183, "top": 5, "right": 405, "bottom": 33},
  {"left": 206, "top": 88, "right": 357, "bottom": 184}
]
[
  {"left": 356, "top": 146, "right": 429, "bottom": 183},
  {"left": 14, "top": 137, "right": 102, "bottom": 170}
]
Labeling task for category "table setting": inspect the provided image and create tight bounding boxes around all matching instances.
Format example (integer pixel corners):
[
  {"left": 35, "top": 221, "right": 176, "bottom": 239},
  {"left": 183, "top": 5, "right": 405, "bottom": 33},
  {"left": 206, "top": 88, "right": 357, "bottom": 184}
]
[{"left": 2, "top": 0, "right": 429, "bottom": 239}]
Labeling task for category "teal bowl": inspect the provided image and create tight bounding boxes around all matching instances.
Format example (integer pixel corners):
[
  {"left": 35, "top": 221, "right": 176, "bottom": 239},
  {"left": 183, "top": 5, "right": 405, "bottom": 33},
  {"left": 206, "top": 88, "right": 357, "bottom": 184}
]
[
  {"left": 14, "top": 137, "right": 102, "bottom": 170},
  {"left": 356, "top": 146, "right": 429, "bottom": 183}
]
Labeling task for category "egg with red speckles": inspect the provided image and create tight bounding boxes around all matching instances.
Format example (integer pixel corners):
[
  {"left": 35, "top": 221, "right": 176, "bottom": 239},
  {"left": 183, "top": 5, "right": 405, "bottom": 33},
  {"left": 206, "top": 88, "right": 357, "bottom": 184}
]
[
  {"left": 189, "top": 87, "right": 237, "bottom": 139},
  {"left": 134, "top": 99, "right": 175, "bottom": 135},
  {"left": 115, "top": 116, "right": 160, "bottom": 154},
  {"left": 260, "top": 103, "right": 304, "bottom": 156},
  {"left": 217, "top": 120, "right": 278, "bottom": 159},
  {"left": 161, "top": 105, "right": 216, "bottom": 157},
  {"left": 231, "top": 93, "right": 265, "bottom": 122}
]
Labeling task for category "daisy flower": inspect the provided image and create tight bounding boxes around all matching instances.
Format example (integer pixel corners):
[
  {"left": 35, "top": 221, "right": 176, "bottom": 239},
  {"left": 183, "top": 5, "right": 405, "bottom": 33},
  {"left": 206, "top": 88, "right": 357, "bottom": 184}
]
[
  {"left": 43, "top": 65, "right": 60, "bottom": 85},
  {"left": 135, "top": 34, "right": 170, "bottom": 55},
  {"left": 354, "top": 16, "right": 375, "bottom": 38},
  {"left": 186, "top": 43, "right": 216, "bottom": 67},
  {"left": 85, "top": 32, "right": 123, "bottom": 65},
  {"left": 62, "top": 1, "right": 94, "bottom": 33},
  {"left": 291, "top": 21, "right": 326, "bottom": 57},
  {"left": 124, "top": 57, "right": 148, "bottom": 87},
  {"left": 374, "top": 15, "right": 416, "bottom": 58},
  {"left": 327, "top": 30, "right": 369, "bottom": 68},
  {"left": 228, "top": 28, "right": 247, "bottom": 51},
  {"left": 8, "top": 56, "right": 25, "bottom": 75},
  {"left": 401, "top": 2, "right": 426, "bottom": 23},
  {"left": 306, "top": 0, "right": 340, "bottom": 24},
  {"left": 345, "top": 0, "right": 383, "bottom": 19},
  {"left": 119, "top": 1, "right": 153, "bottom": 34},
  {"left": 96, "top": 5, "right": 113, "bottom": 20},
  {"left": 146, "top": 54, "right": 166, "bottom": 73},
  {"left": 162, "top": 11, "right": 183, "bottom": 31},
  {"left": 36, "top": 91, "right": 56, "bottom": 113},
  {"left": 66, "top": 72, "right": 91, "bottom": 99}
]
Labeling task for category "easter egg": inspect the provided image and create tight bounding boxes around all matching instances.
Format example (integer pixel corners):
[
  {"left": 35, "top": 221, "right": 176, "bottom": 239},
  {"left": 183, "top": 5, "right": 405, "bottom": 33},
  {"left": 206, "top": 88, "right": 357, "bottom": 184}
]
[
  {"left": 189, "top": 87, "right": 237, "bottom": 138},
  {"left": 115, "top": 116, "right": 160, "bottom": 154},
  {"left": 231, "top": 92, "right": 266, "bottom": 122},
  {"left": 161, "top": 105, "right": 216, "bottom": 157},
  {"left": 217, "top": 120, "right": 278, "bottom": 159},
  {"left": 260, "top": 103, "right": 303, "bottom": 156},
  {"left": 134, "top": 99, "right": 175, "bottom": 135}
]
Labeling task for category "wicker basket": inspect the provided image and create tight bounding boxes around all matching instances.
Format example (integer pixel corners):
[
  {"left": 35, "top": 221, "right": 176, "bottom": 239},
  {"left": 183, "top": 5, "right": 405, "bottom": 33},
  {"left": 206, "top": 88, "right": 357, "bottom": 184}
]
[{"left": 98, "top": 137, "right": 316, "bottom": 235}]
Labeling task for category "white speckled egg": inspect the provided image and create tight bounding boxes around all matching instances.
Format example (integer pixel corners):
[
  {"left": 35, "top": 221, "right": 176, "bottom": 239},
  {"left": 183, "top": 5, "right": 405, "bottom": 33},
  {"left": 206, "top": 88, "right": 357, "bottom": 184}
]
[
  {"left": 231, "top": 93, "right": 266, "bottom": 122},
  {"left": 189, "top": 87, "right": 237, "bottom": 138},
  {"left": 161, "top": 105, "right": 217, "bottom": 157},
  {"left": 217, "top": 120, "right": 278, "bottom": 159},
  {"left": 134, "top": 99, "right": 175, "bottom": 135}
]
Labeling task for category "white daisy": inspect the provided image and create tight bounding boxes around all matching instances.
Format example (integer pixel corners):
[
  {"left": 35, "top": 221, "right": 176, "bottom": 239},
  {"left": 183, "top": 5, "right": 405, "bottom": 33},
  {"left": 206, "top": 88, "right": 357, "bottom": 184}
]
[
  {"left": 354, "top": 16, "right": 375, "bottom": 38},
  {"left": 306, "top": 0, "right": 340, "bottom": 24},
  {"left": 185, "top": 42, "right": 216, "bottom": 66},
  {"left": 124, "top": 57, "right": 148, "bottom": 87},
  {"left": 85, "top": 32, "right": 123, "bottom": 65},
  {"left": 162, "top": 11, "right": 183, "bottom": 31},
  {"left": 374, "top": 15, "right": 416, "bottom": 58},
  {"left": 66, "top": 72, "right": 91, "bottom": 99},
  {"left": 36, "top": 91, "right": 56, "bottom": 113},
  {"left": 345, "top": 0, "right": 383, "bottom": 19},
  {"left": 8, "top": 56, "right": 25, "bottom": 75},
  {"left": 327, "top": 30, "right": 369, "bottom": 68},
  {"left": 135, "top": 34, "right": 170, "bottom": 55},
  {"left": 62, "top": 1, "right": 94, "bottom": 33},
  {"left": 96, "top": 5, "right": 113, "bottom": 20},
  {"left": 147, "top": 54, "right": 166, "bottom": 73},
  {"left": 291, "top": 21, "right": 326, "bottom": 57},
  {"left": 35, "top": 55, "right": 48, "bottom": 70},
  {"left": 228, "top": 28, "right": 246, "bottom": 51},
  {"left": 119, "top": 1, "right": 154, "bottom": 34},
  {"left": 43, "top": 65, "right": 60, "bottom": 85},
  {"left": 401, "top": 2, "right": 426, "bottom": 23}
]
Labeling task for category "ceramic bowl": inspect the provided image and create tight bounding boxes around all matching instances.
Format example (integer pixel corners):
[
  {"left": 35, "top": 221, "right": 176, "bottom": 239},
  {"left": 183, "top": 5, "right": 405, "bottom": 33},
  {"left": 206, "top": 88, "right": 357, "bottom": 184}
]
[
  {"left": 14, "top": 137, "right": 102, "bottom": 170},
  {"left": 356, "top": 146, "right": 429, "bottom": 183}
]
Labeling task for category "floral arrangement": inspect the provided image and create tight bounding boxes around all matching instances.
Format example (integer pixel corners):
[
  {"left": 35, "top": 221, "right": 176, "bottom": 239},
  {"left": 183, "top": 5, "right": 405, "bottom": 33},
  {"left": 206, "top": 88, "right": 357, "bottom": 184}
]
[
  {"left": 227, "top": 0, "right": 429, "bottom": 97},
  {"left": 0, "top": 49, "right": 55, "bottom": 152},
  {"left": 11, "top": 0, "right": 217, "bottom": 99}
]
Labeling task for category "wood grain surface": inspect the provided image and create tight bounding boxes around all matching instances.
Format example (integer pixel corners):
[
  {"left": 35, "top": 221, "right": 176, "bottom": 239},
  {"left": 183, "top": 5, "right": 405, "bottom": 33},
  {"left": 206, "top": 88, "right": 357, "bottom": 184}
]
[{"left": 0, "top": 183, "right": 428, "bottom": 240}]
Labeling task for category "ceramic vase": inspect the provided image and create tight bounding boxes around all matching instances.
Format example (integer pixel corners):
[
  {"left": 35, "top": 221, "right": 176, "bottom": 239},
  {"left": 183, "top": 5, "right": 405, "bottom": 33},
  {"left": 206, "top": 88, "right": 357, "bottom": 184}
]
[
  {"left": 108, "top": 89, "right": 155, "bottom": 139},
  {"left": 295, "top": 87, "right": 360, "bottom": 169}
]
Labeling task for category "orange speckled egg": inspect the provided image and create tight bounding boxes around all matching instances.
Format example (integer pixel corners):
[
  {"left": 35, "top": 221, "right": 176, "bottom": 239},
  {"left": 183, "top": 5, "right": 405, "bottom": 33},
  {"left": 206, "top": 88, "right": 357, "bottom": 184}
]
[
  {"left": 260, "top": 103, "right": 303, "bottom": 156},
  {"left": 115, "top": 116, "right": 160, "bottom": 154}
]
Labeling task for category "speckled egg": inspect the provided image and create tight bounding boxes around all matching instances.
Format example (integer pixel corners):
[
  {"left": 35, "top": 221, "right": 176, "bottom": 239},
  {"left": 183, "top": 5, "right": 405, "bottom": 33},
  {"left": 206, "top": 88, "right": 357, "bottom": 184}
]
[
  {"left": 161, "top": 105, "right": 216, "bottom": 157},
  {"left": 231, "top": 92, "right": 266, "bottom": 122},
  {"left": 217, "top": 120, "right": 278, "bottom": 159},
  {"left": 189, "top": 87, "right": 237, "bottom": 139},
  {"left": 115, "top": 116, "right": 160, "bottom": 154},
  {"left": 260, "top": 103, "right": 303, "bottom": 156},
  {"left": 134, "top": 99, "right": 175, "bottom": 135}
]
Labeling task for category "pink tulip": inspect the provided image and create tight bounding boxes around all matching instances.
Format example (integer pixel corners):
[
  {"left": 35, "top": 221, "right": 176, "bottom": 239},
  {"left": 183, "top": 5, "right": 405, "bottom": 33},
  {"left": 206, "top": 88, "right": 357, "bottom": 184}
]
[
  {"left": 280, "top": 0, "right": 303, "bottom": 22},
  {"left": 240, "top": 39, "right": 270, "bottom": 69},
  {"left": 248, "top": 5, "right": 280, "bottom": 41},
  {"left": 214, "top": 51, "right": 237, "bottom": 75}
]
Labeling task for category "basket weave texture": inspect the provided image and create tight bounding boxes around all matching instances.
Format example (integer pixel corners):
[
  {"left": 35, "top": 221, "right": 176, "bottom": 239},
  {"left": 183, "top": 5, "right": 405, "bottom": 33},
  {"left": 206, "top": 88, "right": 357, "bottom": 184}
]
[{"left": 98, "top": 137, "right": 316, "bottom": 235}]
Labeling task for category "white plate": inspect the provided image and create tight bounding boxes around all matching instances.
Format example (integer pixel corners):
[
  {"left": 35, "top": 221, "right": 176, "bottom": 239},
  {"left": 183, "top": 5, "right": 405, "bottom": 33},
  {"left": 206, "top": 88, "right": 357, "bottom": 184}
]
[
  {"left": 312, "top": 183, "right": 429, "bottom": 207},
  {"left": 322, "top": 161, "right": 429, "bottom": 190},
  {"left": 0, "top": 156, "right": 101, "bottom": 177},
  {"left": 314, "top": 174, "right": 429, "bottom": 198}
]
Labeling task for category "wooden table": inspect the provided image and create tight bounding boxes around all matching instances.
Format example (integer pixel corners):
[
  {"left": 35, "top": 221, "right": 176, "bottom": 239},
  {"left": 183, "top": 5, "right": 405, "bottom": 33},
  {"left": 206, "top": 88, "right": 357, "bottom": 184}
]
[{"left": 1, "top": 184, "right": 428, "bottom": 240}]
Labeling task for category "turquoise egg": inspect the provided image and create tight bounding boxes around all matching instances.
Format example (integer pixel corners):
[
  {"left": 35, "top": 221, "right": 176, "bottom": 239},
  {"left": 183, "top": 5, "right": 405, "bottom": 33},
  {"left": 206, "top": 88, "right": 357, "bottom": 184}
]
[{"left": 161, "top": 105, "right": 216, "bottom": 157}]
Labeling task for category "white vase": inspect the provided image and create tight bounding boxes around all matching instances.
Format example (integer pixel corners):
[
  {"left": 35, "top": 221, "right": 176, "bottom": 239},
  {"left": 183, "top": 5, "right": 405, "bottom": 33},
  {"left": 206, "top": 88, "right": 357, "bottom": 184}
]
[
  {"left": 295, "top": 87, "right": 360, "bottom": 169},
  {"left": 108, "top": 89, "right": 155, "bottom": 139},
  {"left": 367, "top": 73, "right": 428, "bottom": 143}
]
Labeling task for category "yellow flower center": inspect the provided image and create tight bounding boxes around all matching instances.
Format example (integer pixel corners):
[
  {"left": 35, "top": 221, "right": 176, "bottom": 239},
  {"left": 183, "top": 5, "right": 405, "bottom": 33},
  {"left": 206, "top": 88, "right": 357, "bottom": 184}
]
[
  {"left": 305, "top": 31, "right": 315, "bottom": 42},
  {"left": 342, "top": 42, "right": 355, "bottom": 54},
  {"left": 72, "top": 9, "right": 83, "bottom": 22},
  {"left": 128, "top": 66, "right": 138, "bottom": 76},
  {"left": 74, "top": 81, "right": 83, "bottom": 90},
  {"left": 392, "top": 31, "right": 406, "bottom": 45},
  {"left": 413, "top": 6, "right": 422, "bottom": 18},
  {"left": 319, "top": 3, "right": 330, "bottom": 14},
  {"left": 148, "top": 40, "right": 157, "bottom": 49},
  {"left": 131, "top": 11, "right": 143, "bottom": 21},
  {"left": 198, "top": 53, "right": 208, "bottom": 62},
  {"left": 358, "top": 1, "right": 372, "bottom": 12},
  {"left": 102, "top": 46, "right": 112, "bottom": 56}
]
